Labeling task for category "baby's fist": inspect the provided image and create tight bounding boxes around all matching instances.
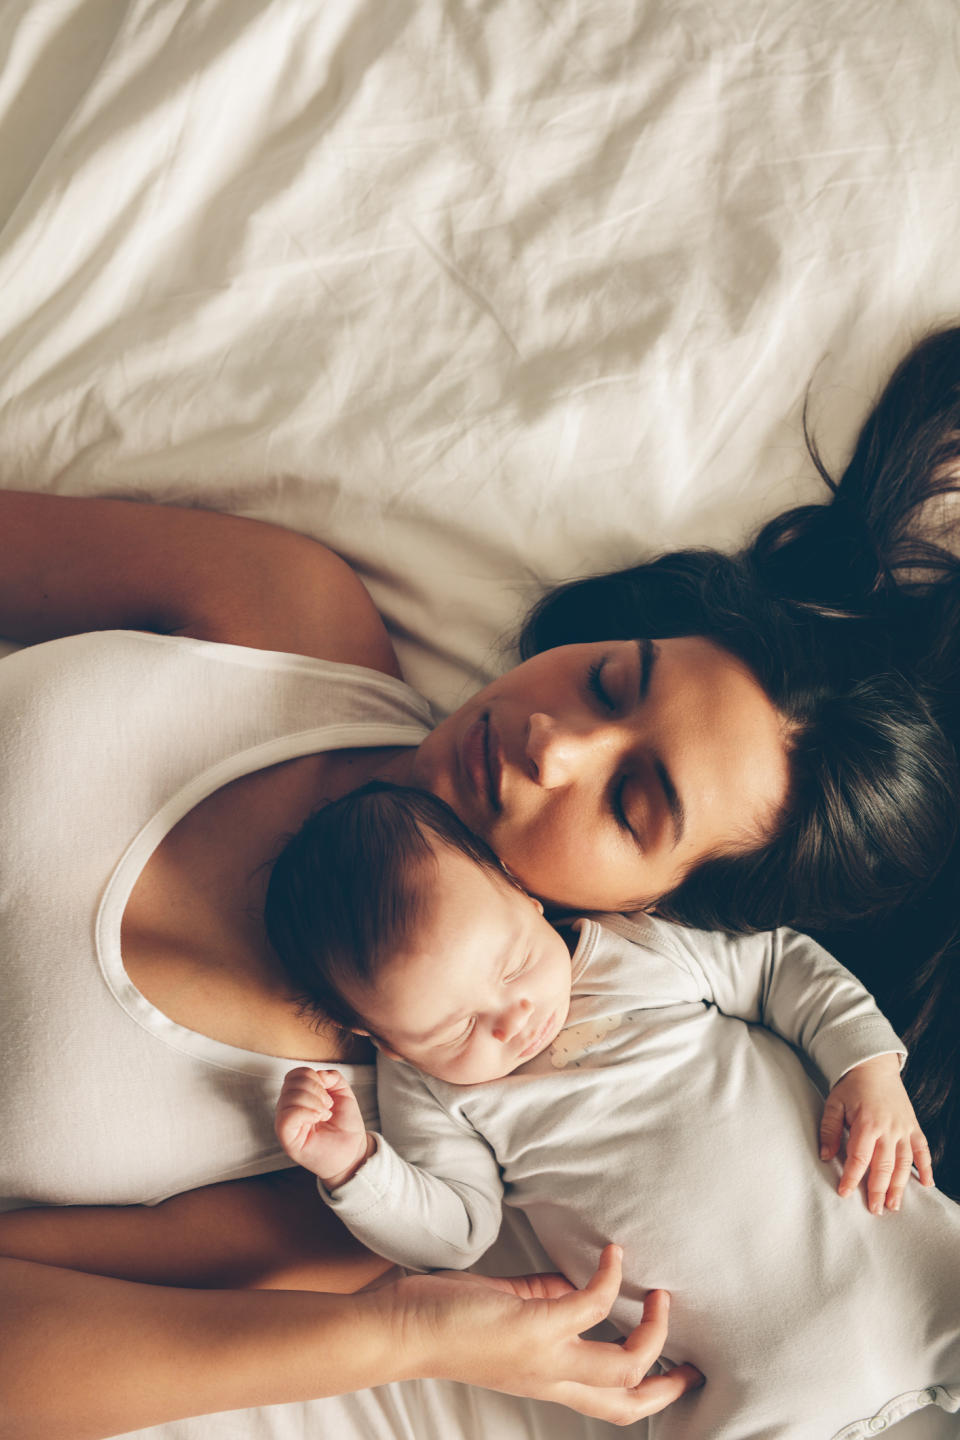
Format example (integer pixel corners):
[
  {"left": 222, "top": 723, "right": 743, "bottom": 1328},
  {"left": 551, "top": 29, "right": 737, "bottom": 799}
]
[{"left": 275, "top": 1066, "right": 371, "bottom": 1188}]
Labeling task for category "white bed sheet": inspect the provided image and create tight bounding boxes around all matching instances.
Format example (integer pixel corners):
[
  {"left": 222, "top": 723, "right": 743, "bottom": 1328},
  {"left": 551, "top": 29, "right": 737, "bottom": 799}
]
[{"left": 3, "top": 2, "right": 960, "bottom": 1436}]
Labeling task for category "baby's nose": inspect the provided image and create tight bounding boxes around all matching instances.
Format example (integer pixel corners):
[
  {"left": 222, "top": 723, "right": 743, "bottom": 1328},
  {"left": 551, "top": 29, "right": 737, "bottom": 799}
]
[{"left": 492, "top": 997, "right": 533, "bottom": 1043}]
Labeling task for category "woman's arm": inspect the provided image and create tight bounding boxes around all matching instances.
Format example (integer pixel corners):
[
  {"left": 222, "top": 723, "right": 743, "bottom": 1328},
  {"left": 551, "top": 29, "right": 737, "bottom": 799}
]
[
  {"left": 0, "top": 1169, "right": 394, "bottom": 1292},
  {"left": 0, "top": 489, "right": 400, "bottom": 673},
  {"left": 0, "top": 1246, "right": 701, "bottom": 1440},
  {"left": 0, "top": 1255, "right": 401, "bottom": 1439}
]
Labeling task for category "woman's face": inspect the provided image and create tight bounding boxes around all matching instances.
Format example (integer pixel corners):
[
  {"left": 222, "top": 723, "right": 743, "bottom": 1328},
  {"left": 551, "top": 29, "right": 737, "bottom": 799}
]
[{"left": 410, "top": 638, "right": 791, "bottom": 912}]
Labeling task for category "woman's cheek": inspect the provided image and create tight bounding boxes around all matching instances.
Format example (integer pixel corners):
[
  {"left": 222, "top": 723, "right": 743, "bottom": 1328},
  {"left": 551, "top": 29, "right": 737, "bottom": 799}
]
[{"left": 497, "top": 813, "right": 585, "bottom": 900}]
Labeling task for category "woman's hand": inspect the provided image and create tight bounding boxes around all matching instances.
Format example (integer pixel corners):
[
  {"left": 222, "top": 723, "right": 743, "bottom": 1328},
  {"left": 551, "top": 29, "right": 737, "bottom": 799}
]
[
  {"left": 820, "top": 1053, "right": 935, "bottom": 1213},
  {"left": 379, "top": 1243, "right": 703, "bottom": 1426}
]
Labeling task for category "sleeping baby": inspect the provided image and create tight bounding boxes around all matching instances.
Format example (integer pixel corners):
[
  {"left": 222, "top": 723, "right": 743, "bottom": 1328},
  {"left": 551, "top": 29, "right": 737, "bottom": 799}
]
[{"left": 269, "top": 781, "right": 960, "bottom": 1440}]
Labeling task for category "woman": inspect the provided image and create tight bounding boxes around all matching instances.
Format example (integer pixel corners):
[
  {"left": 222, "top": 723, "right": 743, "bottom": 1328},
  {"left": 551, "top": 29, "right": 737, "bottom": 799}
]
[
  {"left": 0, "top": 497, "right": 701, "bottom": 1435},
  {"left": 1, "top": 326, "right": 958, "bottom": 1436}
]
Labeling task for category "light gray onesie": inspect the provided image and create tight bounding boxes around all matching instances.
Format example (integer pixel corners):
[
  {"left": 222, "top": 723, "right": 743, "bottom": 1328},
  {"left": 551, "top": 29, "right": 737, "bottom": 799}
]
[{"left": 323, "top": 913, "right": 960, "bottom": 1440}]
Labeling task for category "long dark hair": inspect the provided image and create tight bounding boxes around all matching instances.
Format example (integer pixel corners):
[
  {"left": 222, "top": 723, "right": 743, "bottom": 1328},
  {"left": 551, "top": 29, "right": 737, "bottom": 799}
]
[{"left": 520, "top": 325, "right": 960, "bottom": 1195}]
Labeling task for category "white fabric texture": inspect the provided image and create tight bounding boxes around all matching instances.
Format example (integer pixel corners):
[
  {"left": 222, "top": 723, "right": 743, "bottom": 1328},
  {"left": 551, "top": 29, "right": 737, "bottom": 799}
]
[
  {"left": 3, "top": 1, "right": 960, "bottom": 710},
  {"left": 325, "top": 915, "right": 960, "bottom": 1438},
  {"left": 4, "top": 1, "right": 960, "bottom": 1436}
]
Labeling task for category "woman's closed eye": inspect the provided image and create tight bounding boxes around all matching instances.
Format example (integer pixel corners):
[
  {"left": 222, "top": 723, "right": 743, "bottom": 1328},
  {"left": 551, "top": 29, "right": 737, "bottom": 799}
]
[
  {"left": 610, "top": 774, "right": 644, "bottom": 849},
  {"left": 586, "top": 657, "right": 616, "bottom": 711}
]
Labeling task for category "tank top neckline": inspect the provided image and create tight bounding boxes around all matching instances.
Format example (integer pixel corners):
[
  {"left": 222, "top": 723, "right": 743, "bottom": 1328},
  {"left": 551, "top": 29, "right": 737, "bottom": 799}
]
[{"left": 93, "top": 634, "right": 433, "bottom": 1082}]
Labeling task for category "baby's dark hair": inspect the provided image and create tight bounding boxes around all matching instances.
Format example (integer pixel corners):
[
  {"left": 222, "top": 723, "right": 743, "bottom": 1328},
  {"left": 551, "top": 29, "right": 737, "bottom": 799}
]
[{"left": 264, "top": 780, "right": 510, "bottom": 1034}]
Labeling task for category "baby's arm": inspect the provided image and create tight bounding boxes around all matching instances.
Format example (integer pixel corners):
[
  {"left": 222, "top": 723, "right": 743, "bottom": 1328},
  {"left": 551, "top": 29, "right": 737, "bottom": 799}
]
[
  {"left": 276, "top": 1063, "right": 504, "bottom": 1272},
  {"left": 635, "top": 921, "right": 933, "bottom": 1211}
]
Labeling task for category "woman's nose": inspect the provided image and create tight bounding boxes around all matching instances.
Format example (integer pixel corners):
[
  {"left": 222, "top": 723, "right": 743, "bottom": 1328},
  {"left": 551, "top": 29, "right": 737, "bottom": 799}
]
[
  {"left": 525, "top": 711, "right": 605, "bottom": 787},
  {"left": 492, "top": 997, "right": 533, "bottom": 1044}
]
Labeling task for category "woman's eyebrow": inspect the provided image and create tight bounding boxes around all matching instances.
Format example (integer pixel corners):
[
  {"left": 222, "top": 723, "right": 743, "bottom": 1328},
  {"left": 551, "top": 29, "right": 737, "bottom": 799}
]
[
  {"left": 654, "top": 757, "right": 686, "bottom": 848},
  {"left": 633, "top": 639, "right": 686, "bottom": 848},
  {"left": 635, "top": 637, "right": 655, "bottom": 699}
]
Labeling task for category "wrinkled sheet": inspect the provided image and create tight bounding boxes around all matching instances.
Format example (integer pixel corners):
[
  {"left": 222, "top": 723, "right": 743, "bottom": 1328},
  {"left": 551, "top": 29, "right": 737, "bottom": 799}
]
[{"left": 2, "top": 1, "right": 960, "bottom": 1436}]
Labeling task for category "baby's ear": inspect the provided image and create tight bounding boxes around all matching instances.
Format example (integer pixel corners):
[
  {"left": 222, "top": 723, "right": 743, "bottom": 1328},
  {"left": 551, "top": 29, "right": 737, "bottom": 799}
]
[
  {"left": 501, "top": 862, "right": 544, "bottom": 914},
  {"left": 371, "top": 1038, "right": 404, "bottom": 1062},
  {"left": 352, "top": 1027, "right": 403, "bottom": 1061}
]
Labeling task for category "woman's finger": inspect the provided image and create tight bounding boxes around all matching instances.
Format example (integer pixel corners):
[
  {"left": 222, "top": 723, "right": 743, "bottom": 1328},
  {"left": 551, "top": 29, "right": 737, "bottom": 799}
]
[
  {"left": 562, "top": 1290, "right": 681, "bottom": 1392},
  {"left": 550, "top": 1362, "right": 703, "bottom": 1426},
  {"left": 552, "top": 1242, "right": 623, "bottom": 1331},
  {"left": 621, "top": 1288, "right": 670, "bottom": 1358}
]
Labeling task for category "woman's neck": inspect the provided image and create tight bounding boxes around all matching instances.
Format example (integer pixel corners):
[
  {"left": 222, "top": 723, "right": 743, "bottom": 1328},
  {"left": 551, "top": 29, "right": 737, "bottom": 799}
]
[
  {"left": 366, "top": 744, "right": 421, "bottom": 786},
  {"left": 121, "top": 742, "right": 424, "bottom": 1062}
]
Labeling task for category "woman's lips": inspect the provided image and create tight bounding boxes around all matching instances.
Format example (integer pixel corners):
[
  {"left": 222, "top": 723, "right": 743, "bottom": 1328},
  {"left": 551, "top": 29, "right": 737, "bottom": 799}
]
[{"left": 460, "top": 713, "right": 502, "bottom": 811}]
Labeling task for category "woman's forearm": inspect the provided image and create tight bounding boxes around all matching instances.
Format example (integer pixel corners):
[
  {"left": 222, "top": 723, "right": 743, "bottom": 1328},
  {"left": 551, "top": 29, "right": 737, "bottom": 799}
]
[
  {"left": 0, "top": 1170, "right": 393, "bottom": 1292},
  {"left": 0, "top": 1245, "right": 702, "bottom": 1438},
  {"left": 0, "top": 1256, "right": 405, "bottom": 1440}
]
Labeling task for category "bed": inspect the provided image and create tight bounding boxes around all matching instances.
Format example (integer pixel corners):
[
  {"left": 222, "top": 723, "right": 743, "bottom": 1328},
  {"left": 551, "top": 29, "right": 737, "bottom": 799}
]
[{"left": 2, "top": 1, "right": 959, "bottom": 1436}]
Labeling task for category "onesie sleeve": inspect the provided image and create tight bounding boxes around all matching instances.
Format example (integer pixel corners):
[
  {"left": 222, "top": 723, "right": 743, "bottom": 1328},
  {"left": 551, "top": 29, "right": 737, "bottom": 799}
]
[
  {"left": 319, "top": 1056, "right": 504, "bottom": 1271},
  {"left": 661, "top": 925, "right": 906, "bottom": 1089}
]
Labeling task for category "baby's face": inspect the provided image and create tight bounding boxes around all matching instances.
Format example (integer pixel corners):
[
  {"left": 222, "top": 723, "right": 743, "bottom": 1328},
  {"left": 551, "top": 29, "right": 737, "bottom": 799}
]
[{"left": 346, "top": 845, "right": 573, "bottom": 1084}]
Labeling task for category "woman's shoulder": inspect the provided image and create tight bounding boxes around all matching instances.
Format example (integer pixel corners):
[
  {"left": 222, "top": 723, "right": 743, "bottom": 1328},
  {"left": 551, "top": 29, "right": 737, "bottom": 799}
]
[
  {"left": 0, "top": 491, "right": 404, "bottom": 677},
  {"left": 166, "top": 631, "right": 438, "bottom": 732},
  {"left": 4, "top": 627, "right": 435, "bottom": 726}
]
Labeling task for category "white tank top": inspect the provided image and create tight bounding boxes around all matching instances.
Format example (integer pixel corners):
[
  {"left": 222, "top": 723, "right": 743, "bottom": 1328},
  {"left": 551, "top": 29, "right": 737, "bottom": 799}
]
[{"left": 0, "top": 630, "right": 432, "bottom": 1209}]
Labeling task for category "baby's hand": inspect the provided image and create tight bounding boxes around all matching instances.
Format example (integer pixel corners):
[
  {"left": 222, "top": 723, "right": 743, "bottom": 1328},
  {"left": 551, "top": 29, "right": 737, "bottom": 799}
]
[
  {"left": 820, "top": 1053, "right": 934, "bottom": 1214},
  {"left": 275, "top": 1067, "right": 373, "bottom": 1189}
]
